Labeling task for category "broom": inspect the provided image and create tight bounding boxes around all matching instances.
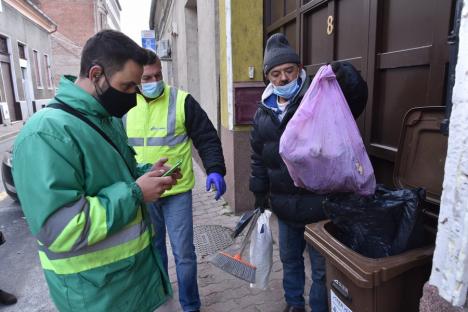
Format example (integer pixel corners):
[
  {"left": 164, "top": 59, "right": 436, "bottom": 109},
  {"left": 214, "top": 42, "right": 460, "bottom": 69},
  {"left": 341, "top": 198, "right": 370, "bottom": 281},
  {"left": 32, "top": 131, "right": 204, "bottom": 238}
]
[{"left": 210, "top": 209, "right": 260, "bottom": 283}]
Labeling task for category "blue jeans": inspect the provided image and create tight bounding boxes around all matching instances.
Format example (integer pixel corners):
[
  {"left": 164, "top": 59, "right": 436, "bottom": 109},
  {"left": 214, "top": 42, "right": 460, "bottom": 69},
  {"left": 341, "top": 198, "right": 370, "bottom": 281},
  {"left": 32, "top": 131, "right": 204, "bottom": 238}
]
[
  {"left": 278, "top": 218, "right": 328, "bottom": 312},
  {"left": 148, "top": 191, "right": 200, "bottom": 312}
]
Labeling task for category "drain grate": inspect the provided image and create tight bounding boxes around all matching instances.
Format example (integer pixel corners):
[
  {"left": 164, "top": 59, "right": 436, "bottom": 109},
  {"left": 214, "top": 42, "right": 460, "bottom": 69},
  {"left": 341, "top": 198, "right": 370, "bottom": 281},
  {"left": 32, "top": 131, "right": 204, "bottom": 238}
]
[{"left": 193, "top": 225, "right": 234, "bottom": 256}]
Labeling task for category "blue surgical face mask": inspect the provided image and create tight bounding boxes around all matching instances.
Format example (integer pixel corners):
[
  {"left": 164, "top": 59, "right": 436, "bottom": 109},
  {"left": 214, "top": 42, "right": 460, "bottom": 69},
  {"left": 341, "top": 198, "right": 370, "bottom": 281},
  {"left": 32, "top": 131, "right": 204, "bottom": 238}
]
[
  {"left": 141, "top": 80, "right": 165, "bottom": 99},
  {"left": 272, "top": 78, "right": 300, "bottom": 100}
]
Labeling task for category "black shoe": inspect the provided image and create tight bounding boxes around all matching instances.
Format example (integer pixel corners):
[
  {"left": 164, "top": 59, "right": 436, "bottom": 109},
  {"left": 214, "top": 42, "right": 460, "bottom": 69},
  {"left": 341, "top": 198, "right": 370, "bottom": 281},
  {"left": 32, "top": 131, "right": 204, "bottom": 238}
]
[
  {"left": 0, "top": 289, "right": 17, "bottom": 305},
  {"left": 283, "top": 305, "right": 306, "bottom": 312}
]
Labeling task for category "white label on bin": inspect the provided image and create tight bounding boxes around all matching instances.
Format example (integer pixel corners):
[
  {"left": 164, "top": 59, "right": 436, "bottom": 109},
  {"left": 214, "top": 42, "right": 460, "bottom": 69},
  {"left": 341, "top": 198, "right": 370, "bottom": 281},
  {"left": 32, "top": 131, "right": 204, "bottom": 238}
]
[{"left": 331, "top": 290, "right": 352, "bottom": 312}]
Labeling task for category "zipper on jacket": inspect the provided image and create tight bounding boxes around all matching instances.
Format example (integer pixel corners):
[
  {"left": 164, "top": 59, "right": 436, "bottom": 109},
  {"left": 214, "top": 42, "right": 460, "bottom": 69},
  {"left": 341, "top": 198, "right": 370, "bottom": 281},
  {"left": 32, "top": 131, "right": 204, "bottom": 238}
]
[{"left": 261, "top": 105, "right": 281, "bottom": 127}]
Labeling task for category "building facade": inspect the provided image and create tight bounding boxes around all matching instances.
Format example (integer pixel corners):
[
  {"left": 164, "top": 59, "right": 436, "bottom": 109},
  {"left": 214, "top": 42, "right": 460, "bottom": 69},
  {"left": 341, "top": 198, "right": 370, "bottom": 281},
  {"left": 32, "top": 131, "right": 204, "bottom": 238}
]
[
  {"left": 0, "top": 0, "right": 56, "bottom": 124},
  {"left": 151, "top": 0, "right": 468, "bottom": 309},
  {"left": 33, "top": 0, "right": 121, "bottom": 83},
  {"left": 150, "top": 0, "right": 220, "bottom": 130},
  {"left": 150, "top": 0, "right": 253, "bottom": 211}
]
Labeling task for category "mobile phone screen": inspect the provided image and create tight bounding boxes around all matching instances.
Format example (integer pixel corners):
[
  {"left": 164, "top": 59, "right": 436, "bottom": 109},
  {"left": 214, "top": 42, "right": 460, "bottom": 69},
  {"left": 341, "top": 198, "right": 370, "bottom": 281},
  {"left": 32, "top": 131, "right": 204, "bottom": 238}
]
[{"left": 162, "top": 160, "right": 182, "bottom": 177}]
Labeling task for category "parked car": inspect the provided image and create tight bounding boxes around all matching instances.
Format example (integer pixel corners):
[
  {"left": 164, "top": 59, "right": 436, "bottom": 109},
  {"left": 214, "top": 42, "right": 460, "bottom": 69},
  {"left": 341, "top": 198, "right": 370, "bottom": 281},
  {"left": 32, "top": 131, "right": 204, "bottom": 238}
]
[{"left": 2, "top": 148, "right": 17, "bottom": 201}]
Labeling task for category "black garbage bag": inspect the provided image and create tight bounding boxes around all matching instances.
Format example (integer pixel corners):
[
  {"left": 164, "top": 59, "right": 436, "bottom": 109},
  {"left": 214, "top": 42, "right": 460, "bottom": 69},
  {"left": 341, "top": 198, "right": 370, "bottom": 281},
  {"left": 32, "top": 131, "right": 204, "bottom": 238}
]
[{"left": 323, "top": 185, "right": 426, "bottom": 258}]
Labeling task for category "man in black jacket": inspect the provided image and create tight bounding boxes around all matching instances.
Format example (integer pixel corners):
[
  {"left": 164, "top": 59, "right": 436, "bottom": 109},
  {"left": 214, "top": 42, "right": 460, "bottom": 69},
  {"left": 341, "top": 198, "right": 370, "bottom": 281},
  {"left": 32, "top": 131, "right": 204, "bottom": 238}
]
[
  {"left": 250, "top": 33, "right": 367, "bottom": 312},
  {"left": 126, "top": 51, "right": 226, "bottom": 312}
]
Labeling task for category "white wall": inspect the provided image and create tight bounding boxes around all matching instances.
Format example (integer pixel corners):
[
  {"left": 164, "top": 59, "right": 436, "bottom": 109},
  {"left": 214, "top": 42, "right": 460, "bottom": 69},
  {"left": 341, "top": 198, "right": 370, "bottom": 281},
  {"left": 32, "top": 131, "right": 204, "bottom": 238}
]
[
  {"left": 158, "top": 0, "right": 219, "bottom": 128},
  {"left": 106, "top": 0, "right": 121, "bottom": 30},
  {"left": 157, "top": 0, "right": 176, "bottom": 87},
  {"left": 429, "top": 0, "right": 468, "bottom": 307},
  {"left": 184, "top": 2, "right": 200, "bottom": 102},
  {"left": 197, "top": 0, "right": 219, "bottom": 129}
]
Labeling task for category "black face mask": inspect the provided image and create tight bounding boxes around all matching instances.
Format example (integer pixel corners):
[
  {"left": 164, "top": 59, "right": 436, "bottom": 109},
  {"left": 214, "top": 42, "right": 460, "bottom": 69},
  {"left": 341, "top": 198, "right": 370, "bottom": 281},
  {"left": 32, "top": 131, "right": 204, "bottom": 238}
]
[{"left": 94, "top": 71, "right": 137, "bottom": 118}]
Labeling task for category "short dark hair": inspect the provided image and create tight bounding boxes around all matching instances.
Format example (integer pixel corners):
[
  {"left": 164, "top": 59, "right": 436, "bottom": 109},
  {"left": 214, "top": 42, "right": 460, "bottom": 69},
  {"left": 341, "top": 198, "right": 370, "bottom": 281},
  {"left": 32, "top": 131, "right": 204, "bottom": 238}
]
[
  {"left": 79, "top": 30, "right": 148, "bottom": 78},
  {"left": 145, "top": 49, "right": 161, "bottom": 66}
]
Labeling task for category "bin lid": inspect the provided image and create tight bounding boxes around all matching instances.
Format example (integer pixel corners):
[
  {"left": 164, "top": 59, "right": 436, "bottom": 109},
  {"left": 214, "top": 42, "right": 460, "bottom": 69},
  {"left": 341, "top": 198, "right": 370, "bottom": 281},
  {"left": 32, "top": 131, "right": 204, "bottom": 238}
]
[{"left": 393, "top": 106, "right": 448, "bottom": 205}]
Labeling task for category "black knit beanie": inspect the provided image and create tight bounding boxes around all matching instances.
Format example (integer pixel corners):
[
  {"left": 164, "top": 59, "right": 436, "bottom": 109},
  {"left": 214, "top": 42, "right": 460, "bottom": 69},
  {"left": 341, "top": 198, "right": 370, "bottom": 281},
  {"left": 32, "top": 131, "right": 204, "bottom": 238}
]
[{"left": 263, "top": 33, "right": 300, "bottom": 74}]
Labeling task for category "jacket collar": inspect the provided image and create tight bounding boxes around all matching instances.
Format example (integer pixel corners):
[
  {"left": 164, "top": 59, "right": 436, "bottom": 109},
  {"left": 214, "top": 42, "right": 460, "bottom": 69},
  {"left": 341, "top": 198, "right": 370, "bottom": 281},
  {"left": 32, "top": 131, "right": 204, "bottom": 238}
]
[
  {"left": 261, "top": 69, "right": 307, "bottom": 112},
  {"left": 52, "top": 75, "right": 110, "bottom": 118}
]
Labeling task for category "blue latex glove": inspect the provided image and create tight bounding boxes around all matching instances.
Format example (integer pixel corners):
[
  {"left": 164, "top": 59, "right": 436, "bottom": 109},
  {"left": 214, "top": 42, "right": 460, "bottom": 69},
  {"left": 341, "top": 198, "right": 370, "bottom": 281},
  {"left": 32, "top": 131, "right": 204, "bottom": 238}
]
[{"left": 206, "top": 173, "right": 226, "bottom": 201}]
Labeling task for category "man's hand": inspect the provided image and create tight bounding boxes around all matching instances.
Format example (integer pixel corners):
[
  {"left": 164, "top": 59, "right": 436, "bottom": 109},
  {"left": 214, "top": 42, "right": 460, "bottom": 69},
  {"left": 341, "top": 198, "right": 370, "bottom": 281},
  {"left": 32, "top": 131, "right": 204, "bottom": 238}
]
[
  {"left": 150, "top": 158, "right": 182, "bottom": 180},
  {"left": 206, "top": 173, "right": 226, "bottom": 201},
  {"left": 254, "top": 193, "right": 269, "bottom": 212},
  {"left": 136, "top": 170, "right": 178, "bottom": 202}
]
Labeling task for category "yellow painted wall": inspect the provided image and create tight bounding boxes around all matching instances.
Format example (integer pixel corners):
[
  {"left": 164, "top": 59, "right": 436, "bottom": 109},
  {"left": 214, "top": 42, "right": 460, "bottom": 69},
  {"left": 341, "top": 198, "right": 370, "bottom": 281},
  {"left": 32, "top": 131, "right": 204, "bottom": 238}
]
[
  {"left": 219, "top": 0, "right": 264, "bottom": 130},
  {"left": 231, "top": 0, "right": 264, "bottom": 83},
  {"left": 219, "top": 0, "right": 229, "bottom": 129}
]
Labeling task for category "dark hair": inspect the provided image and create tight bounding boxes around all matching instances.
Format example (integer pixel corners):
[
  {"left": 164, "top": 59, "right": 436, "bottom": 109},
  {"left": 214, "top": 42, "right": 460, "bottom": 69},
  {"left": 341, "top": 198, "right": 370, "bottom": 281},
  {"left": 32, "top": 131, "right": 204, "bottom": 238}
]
[
  {"left": 331, "top": 61, "right": 368, "bottom": 119},
  {"left": 145, "top": 49, "right": 161, "bottom": 66},
  {"left": 79, "top": 30, "right": 148, "bottom": 78}
]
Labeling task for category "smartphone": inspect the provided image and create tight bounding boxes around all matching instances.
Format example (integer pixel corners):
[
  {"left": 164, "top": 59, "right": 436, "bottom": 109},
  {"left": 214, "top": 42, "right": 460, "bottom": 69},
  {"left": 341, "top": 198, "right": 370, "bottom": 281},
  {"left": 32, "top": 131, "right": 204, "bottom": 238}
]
[{"left": 162, "top": 159, "right": 183, "bottom": 177}]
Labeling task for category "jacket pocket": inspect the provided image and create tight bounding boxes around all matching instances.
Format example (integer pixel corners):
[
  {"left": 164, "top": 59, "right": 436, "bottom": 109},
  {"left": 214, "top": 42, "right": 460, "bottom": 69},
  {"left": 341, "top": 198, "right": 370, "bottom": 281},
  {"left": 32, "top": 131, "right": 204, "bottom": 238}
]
[{"left": 77, "top": 257, "right": 136, "bottom": 288}]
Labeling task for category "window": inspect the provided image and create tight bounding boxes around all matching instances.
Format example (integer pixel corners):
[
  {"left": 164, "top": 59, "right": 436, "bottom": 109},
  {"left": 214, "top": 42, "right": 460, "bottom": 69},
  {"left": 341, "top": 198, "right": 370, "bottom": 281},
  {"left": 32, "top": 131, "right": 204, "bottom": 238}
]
[
  {"left": 0, "top": 37, "right": 8, "bottom": 55},
  {"left": 33, "top": 50, "right": 43, "bottom": 88},
  {"left": 0, "top": 68, "right": 5, "bottom": 103},
  {"left": 44, "top": 54, "right": 53, "bottom": 89},
  {"left": 0, "top": 0, "right": 3, "bottom": 13},
  {"left": 18, "top": 43, "right": 26, "bottom": 59},
  {"left": 99, "top": 12, "right": 106, "bottom": 30}
]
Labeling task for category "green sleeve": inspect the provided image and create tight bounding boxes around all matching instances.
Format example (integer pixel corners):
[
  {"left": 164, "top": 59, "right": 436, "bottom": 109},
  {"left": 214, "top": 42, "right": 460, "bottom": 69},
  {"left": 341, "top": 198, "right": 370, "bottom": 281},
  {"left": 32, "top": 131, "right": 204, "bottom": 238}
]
[
  {"left": 13, "top": 132, "right": 143, "bottom": 252},
  {"left": 136, "top": 163, "right": 152, "bottom": 177}
]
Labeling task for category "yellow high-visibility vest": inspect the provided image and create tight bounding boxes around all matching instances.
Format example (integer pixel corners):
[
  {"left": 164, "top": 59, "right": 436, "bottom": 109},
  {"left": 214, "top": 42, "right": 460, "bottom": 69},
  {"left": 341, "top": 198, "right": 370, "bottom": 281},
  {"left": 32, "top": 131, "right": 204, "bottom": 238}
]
[{"left": 126, "top": 85, "right": 195, "bottom": 196}]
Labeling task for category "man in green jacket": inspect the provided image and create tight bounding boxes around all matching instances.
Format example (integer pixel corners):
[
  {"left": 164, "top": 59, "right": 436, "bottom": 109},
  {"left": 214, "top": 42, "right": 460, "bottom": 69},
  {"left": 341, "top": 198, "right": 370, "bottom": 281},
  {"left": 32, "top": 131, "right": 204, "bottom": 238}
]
[{"left": 12, "top": 30, "right": 178, "bottom": 311}]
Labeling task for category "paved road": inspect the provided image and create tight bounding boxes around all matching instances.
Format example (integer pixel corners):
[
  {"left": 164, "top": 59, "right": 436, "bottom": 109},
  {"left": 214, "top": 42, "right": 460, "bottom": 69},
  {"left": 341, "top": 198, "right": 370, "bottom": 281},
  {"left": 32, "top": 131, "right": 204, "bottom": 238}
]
[
  {"left": 0, "top": 136, "right": 14, "bottom": 161},
  {"left": 0, "top": 135, "right": 55, "bottom": 311},
  {"left": 0, "top": 193, "right": 55, "bottom": 311}
]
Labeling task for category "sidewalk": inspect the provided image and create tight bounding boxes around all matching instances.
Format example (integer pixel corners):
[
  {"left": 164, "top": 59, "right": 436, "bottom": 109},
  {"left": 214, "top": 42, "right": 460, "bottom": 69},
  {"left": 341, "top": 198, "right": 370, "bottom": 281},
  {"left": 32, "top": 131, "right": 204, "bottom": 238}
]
[
  {"left": 0, "top": 121, "right": 23, "bottom": 143},
  {"left": 157, "top": 162, "right": 313, "bottom": 312}
]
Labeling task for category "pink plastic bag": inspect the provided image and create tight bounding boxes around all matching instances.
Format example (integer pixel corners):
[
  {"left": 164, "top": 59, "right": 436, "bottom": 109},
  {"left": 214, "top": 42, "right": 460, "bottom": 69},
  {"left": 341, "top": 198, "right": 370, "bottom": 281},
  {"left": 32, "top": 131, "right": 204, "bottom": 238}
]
[{"left": 279, "top": 65, "right": 376, "bottom": 195}]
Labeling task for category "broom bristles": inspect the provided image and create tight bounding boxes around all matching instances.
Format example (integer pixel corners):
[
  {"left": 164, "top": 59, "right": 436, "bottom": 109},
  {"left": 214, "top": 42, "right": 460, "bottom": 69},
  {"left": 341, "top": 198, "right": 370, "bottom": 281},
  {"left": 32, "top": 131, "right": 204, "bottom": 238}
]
[{"left": 211, "top": 251, "right": 256, "bottom": 283}]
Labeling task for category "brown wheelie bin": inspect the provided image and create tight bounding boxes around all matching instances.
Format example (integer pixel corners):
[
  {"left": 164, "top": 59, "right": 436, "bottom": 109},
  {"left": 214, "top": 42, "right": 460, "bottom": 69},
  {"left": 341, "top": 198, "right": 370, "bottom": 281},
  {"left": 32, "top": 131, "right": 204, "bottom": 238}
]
[{"left": 305, "top": 106, "right": 447, "bottom": 312}]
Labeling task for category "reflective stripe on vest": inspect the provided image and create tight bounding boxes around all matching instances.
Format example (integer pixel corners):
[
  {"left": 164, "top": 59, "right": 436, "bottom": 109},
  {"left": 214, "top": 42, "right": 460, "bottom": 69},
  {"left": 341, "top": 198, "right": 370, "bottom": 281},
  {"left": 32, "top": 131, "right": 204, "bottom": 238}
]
[{"left": 128, "top": 137, "right": 144, "bottom": 146}]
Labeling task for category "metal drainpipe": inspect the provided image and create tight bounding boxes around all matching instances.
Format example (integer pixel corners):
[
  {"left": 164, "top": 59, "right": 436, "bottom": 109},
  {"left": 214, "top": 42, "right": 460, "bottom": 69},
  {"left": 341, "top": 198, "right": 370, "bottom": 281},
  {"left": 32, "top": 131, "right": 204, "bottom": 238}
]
[{"left": 441, "top": 0, "right": 464, "bottom": 136}]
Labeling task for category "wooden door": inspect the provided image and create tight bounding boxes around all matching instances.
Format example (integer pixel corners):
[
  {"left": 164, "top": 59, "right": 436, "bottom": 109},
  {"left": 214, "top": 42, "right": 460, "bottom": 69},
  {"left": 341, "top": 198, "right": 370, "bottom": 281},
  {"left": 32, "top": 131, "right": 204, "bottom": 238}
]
[
  {"left": 264, "top": 0, "right": 455, "bottom": 186},
  {"left": 365, "top": 0, "right": 453, "bottom": 184},
  {"left": 0, "top": 37, "right": 21, "bottom": 122},
  {"left": 0, "top": 60, "right": 19, "bottom": 121}
]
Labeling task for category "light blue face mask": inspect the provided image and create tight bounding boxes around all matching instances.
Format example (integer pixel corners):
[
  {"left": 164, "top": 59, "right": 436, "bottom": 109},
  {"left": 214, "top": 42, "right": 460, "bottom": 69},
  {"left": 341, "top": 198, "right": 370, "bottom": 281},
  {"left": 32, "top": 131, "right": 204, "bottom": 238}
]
[
  {"left": 272, "top": 78, "right": 300, "bottom": 100},
  {"left": 141, "top": 81, "right": 165, "bottom": 99}
]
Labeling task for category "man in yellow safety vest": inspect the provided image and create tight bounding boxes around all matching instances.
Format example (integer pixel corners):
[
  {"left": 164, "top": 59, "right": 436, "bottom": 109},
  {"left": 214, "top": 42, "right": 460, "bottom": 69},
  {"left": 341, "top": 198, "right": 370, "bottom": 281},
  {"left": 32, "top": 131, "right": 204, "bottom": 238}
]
[{"left": 126, "top": 50, "right": 226, "bottom": 312}]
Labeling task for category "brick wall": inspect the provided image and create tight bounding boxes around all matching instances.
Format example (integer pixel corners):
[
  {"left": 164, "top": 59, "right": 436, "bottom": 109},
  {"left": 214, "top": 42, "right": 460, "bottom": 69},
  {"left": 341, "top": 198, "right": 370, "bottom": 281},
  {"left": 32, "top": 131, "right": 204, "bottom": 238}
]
[
  {"left": 34, "top": 0, "right": 98, "bottom": 83},
  {"left": 36, "top": 0, "right": 95, "bottom": 47},
  {"left": 50, "top": 32, "right": 82, "bottom": 83}
]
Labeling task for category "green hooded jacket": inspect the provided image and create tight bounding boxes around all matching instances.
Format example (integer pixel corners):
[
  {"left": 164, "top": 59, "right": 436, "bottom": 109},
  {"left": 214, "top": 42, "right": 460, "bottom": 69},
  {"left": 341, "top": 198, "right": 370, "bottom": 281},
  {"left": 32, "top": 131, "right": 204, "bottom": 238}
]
[{"left": 12, "top": 76, "right": 172, "bottom": 311}]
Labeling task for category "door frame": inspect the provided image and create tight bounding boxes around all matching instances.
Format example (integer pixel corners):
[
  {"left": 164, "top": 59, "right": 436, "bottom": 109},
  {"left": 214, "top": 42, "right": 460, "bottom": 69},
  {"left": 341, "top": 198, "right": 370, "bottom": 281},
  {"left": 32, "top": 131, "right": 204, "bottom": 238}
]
[
  {"left": 0, "top": 32, "right": 22, "bottom": 122},
  {"left": 18, "top": 40, "right": 35, "bottom": 119}
]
